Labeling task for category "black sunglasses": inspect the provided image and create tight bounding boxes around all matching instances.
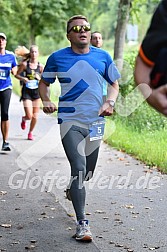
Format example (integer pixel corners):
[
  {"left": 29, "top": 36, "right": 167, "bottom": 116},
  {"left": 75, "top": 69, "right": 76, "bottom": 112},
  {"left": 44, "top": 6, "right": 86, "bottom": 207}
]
[{"left": 68, "top": 25, "right": 91, "bottom": 34}]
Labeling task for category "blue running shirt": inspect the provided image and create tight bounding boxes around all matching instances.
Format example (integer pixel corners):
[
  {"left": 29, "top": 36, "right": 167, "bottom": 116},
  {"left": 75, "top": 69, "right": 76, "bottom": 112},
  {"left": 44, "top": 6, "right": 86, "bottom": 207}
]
[
  {"left": 42, "top": 46, "right": 120, "bottom": 124},
  {"left": 0, "top": 50, "right": 17, "bottom": 91}
]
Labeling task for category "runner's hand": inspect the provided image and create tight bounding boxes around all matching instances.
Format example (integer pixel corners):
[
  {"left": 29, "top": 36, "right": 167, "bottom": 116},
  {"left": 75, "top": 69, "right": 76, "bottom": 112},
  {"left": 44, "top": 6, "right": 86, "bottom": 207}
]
[
  {"left": 98, "top": 102, "right": 114, "bottom": 116},
  {"left": 42, "top": 101, "right": 57, "bottom": 114}
]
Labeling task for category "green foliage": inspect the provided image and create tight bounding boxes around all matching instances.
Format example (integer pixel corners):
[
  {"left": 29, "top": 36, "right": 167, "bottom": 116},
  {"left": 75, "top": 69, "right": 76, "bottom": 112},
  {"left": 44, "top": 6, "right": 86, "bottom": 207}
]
[
  {"left": 108, "top": 44, "right": 167, "bottom": 171},
  {"left": 115, "top": 47, "right": 167, "bottom": 133},
  {"left": 104, "top": 119, "right": 167, "bottom": 171},
  {"left": 90, "top": 0, "right": 118, "bottom": 41},
  {"left": 118, "top": 48, "right": 137, "bottom": 96},
  {"left": 0, "top": 0, "right": 159, "bottom": 53},
  {"left": 0, "top": 0, "right": 93, "bottom": 48},
  {"left": 115, "top": 102, "right": 167, "bottom": 132},
  {"left": 130, "top": 0, "right": 160, "bottom": 23}
]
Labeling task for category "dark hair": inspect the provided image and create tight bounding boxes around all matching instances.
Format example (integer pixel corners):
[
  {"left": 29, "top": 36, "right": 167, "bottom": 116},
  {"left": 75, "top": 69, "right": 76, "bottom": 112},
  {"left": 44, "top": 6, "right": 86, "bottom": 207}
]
[
  {"left": 91, "top": 31, "right": 102, "bottom": 40},
  {"left": 67, "top": 15, "right": 89, "bottom": 33}
]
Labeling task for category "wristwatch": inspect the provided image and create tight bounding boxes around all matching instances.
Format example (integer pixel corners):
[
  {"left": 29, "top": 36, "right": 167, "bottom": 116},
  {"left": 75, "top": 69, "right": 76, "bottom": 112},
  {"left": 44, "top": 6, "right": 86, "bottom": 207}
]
[{"left": 106, "top": 99, "right": 115, "bottom": 108}]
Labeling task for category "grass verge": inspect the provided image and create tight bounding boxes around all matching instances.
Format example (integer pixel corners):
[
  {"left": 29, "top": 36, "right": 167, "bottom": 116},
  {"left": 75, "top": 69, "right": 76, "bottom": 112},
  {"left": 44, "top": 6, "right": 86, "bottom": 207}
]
[{"left": 104, "top": 119, "right": 167, "bottom": 173}]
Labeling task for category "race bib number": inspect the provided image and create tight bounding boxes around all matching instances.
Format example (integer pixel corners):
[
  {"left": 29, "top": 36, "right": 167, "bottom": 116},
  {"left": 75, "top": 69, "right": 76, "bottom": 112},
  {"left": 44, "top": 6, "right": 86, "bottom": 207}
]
[
  {"left": 89, "top": 120, "right": 105, "bottom": 141},
  {"left": 0, "top": 69, "right": 8, "bottom": 79},
  {"left": 26, "top": 80, "right": 38, "bottom": 89}
]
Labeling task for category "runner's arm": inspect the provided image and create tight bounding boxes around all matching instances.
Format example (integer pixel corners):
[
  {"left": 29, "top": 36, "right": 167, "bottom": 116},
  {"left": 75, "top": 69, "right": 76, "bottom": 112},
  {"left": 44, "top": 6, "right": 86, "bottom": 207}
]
[{"left": 39, "top": 79, "right": 57, "bottom": 114}]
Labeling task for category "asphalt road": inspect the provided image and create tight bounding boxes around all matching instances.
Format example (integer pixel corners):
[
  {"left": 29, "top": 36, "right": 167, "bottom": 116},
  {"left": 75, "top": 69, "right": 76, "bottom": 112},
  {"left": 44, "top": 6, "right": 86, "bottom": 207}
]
[{"left": 0, "top": 93, "right": 167, "bottom": 252}]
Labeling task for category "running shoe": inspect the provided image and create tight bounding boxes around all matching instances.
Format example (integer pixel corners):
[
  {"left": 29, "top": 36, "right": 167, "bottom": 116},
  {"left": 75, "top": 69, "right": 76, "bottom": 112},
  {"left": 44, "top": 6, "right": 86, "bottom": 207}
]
[
  {"left": 21, "top": 117, "right": 26, "bottom": 130},
  {"left": 74, "top": 220, "right": 92, "bottom": 241},
  {"left": 28, "top": 132, "right": 33, "bottom": 140},
  {"left": 2, "top": 142, "right": 11, "bottom": 151}
]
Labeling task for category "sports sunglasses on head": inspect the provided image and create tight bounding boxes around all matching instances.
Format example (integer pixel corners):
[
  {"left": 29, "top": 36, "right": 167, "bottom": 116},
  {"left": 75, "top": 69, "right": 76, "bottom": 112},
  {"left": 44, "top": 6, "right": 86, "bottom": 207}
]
[{"left": 68, "top": 25, "right": 91, "bottom": 33}]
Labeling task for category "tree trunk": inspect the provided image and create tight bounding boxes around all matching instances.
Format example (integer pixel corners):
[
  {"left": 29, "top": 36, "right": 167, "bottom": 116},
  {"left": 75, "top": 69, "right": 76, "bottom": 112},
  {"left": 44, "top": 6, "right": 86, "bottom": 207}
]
[
  {"left": 114, "top": 0, "right": 132, "bottom": 71},
  {"left": 29, "top": 14, "right": 36, "bottom": 45}
]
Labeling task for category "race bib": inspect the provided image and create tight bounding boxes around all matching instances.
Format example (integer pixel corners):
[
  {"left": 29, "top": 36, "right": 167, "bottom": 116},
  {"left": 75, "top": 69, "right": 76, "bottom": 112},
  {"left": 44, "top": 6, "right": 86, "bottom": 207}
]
[
  {"left": 26, "top": 80, "right": 38, "bottom": 89},
  {"left": 0, "top": 69, "right": 8, "bottom": 79},
  {"left": 89, "top": 120, "right": 105, "bottom": 141}
]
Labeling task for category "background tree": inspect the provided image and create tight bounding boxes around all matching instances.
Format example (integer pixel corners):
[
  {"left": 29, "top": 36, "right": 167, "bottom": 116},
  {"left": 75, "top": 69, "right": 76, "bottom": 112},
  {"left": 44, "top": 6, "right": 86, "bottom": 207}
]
[
  {"left": 0, "top": 0, "right": 93, "bottom": 50},
  {"left": 114, "top": 0, "right": 132, "bottom": 71},
  {"left": 0, "top": 0, "right": 161, "bottom": 55}
]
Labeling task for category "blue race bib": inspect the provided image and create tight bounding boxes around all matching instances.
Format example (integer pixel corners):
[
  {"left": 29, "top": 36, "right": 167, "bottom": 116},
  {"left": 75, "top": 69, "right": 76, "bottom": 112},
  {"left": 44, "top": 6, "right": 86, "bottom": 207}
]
[
  {"left": 26, "top": 80, "right": 38, "bottom": 89},
  {"left": 89, "top": 120, "right": 105, "bottom": 141}
]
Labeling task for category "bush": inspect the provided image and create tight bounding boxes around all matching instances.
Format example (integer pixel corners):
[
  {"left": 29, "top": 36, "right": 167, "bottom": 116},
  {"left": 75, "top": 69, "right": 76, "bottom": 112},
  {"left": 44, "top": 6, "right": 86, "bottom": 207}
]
[{"left": 114, "top": 49, "right": 167, "bottom": 132}]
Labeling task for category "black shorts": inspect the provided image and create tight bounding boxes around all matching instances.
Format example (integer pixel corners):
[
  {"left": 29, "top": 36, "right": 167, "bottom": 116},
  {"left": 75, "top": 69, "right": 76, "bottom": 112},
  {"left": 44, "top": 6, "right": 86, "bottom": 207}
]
[{"left": 20, "top": 85, "right": 40, "bottom": 101}]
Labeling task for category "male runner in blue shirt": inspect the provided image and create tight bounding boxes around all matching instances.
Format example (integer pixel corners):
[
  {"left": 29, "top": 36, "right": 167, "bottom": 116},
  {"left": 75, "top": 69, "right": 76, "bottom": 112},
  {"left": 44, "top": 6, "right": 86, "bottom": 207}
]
[
  {"left": 91, "top": 31, "right": 108, "bottom": 102},
  {"left": 39, "top": 15, "right": 120, "bottom": 242}
]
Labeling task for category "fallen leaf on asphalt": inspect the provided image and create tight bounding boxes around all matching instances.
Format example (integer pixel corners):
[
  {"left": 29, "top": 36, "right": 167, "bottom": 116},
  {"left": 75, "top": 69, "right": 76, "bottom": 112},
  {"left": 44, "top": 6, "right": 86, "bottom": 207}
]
[
  {"left": 11, "top": 241, "right": 20, "bottom": 245},
  {"left": 143, "top": 195, "right": 149, "bottom": 198},
  {"left": 149, "top": 247, "right": 160, "bottom": 250},
  {"left": 103, "top": 217, "right": 109, "bottom": 220},
  {"left": 130, "top": 211, "right": 139, "bottom": 215},
  {"left": 85, "top": 212, "right": 92, "bottom": 215},
  {"left": 0, "top": 191, "right": 7, "bottom": 195},
  {"left": 114, "top": 212, "right": 120, "bottom": 216},
  {"left": 124, "top": 204, "right": 134, "bottom": 209},
  {"left": 40, "top": 212, "right": 46, "bottom": 215},
  {"left": 66, "top": 227, "right": 72, "bottom": 230},
  {"left": 1, "top": 224, "right": 12, "bottom": 228},
  {"left": 95, "top": 210, "right": 106, "bottom": 214},
  {"left": 25, "top": 244, "right": 36, "bottom": 250},
  {"left": 42, "top": 216, "right": 49, "bottom": 219},
  {"left": 30, "top": 240, "right": 37, "bottom": 243},
  {"left": 114, "top": 218, "right": 123, "bottom": 224},
  {"left": 115, "top": 244, "right": 123, "bottom": 247},
  {"left": 67, "top": 213, "right": 75, "bottom": 217},
  {"left": 143, "top": 170, "right": 153, "bottom": 173}
]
